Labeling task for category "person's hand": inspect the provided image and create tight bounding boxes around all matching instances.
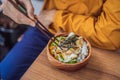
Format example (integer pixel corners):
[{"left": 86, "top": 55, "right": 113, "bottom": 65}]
[
  {"left": 37, "top": 10, "right": 56, "bottom": 28},
  {"left": 1, "top": 0, "right": 35, "bottom": 26}
]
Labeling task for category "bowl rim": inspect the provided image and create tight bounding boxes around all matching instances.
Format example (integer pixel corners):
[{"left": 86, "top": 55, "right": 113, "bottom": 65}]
[{"left": 47, "top": 33, "right": 91, "bottom": 66}]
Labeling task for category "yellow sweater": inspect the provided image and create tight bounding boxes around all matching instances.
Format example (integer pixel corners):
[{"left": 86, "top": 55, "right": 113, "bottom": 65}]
[{"left": 43, "top": 0, "right": 120, "bottom": 50}]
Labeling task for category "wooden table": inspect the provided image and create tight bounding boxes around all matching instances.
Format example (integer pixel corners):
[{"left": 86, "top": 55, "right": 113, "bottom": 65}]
[{"left": 21, "top": 47, "right": 120, "bottom": 80}]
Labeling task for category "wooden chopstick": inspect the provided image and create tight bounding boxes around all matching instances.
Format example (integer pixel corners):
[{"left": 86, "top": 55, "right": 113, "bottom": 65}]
[
  {"left": 9, "top": 1, "right": 52, "bottom": 38},
  {"left": 11, "top": 0, "right": 52, "bottom": 38},
  {"left": 35, "top": 17, "right": 53, "bottom": 36},
  {"left": 36, "top": 22, "right": 63, "bottom": 50},
  {"left": 11, "top": 0, "right": 63, "bottom": 49},
  {"left": 35, "top": 22, "right": 51, "bottom": 39},
  {"left": 35, "top": 18, "right": 53, "bottom": 36}
]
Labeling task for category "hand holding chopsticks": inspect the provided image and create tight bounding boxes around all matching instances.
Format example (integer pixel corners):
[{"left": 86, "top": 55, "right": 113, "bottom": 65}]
[{"left": 2, "top": 0, "right": 63, "bottom": 49}]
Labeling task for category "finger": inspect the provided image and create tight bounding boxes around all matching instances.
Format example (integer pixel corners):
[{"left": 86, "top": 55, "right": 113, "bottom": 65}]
[
  {"left": 2, "top": 0, "right": 35, "bottom": 26},
  {"left": 19, "top": 0, "right": 35, "bottom": 20},
  {"left": 26, "top": 1, "right": 35, "bottom": 20}
]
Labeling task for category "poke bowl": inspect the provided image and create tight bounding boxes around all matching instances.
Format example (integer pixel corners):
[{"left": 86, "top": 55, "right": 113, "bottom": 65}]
[{"left": 47, "top": 32, "right": 91, "bottom": 71}]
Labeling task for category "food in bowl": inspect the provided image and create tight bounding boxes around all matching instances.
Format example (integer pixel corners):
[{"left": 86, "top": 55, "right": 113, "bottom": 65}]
[{"left": 49, "top": 32, "right": 89, "bottom": 64}]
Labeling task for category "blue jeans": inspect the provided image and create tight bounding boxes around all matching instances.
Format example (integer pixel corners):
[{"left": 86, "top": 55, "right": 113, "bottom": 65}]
[{"left": 0, "top": 27, "right": 52, "bottom": 80}]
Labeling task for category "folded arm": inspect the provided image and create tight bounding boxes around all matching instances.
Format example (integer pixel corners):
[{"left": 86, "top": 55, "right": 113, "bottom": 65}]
[{"left": 53, "top": 0, "right": 120, "bottom": 50}]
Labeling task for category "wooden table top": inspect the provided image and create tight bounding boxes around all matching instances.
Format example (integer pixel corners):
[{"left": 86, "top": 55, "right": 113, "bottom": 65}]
[{"left": 21, "top": 47, "right": 120, "bottom": 80}]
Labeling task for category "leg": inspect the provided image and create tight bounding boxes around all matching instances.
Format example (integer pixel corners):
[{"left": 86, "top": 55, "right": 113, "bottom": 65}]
[{"left": 0, "top": 27, "right": 51, "bottom": 80}]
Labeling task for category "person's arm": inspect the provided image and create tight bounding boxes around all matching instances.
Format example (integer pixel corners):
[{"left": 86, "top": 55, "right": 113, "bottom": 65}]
[{"left": 53, "top": 0, "right": 120, "bottom": 50}]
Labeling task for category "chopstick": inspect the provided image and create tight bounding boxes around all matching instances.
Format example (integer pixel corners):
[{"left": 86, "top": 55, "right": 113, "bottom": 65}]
[
  {"left": 35, "top": 17, "right": 63, "bottom": 50},
  {"left": 35, "top": 18, "right": 53, "bottom": 39},
  {"left": 35, "top": 22, "right": 51, "bottom": 39},
  {"left": 9, "top": 0, "right": 51, "bottom": 38},
  {"left": 35, "top": 18, "right": 53, "bottom": 36},
  {"left": 13, "top": 0, "right": 53, "bottom": 38},
  {"left": 12, "top": 0, "right": 63, "bottom": 49},
  {"left": 36, "top": 20, "right": 63, "bottom": 50}
]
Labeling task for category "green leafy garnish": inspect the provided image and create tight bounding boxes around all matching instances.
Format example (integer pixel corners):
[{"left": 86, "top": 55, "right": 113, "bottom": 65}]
[
  {"left": 51, "top": 42, "right": 56, "bottom": 46},
  {"left": 58, "top": 55, "right": 64, "bottom": 62},
  {"left": 66, "top": 59, "right": 77, "bottom": 64}
]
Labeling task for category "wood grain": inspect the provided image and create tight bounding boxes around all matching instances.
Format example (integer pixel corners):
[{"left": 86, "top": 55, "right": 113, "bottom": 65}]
[{"left": 21, "top": 47, "right": 120, "bottom": 80}]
